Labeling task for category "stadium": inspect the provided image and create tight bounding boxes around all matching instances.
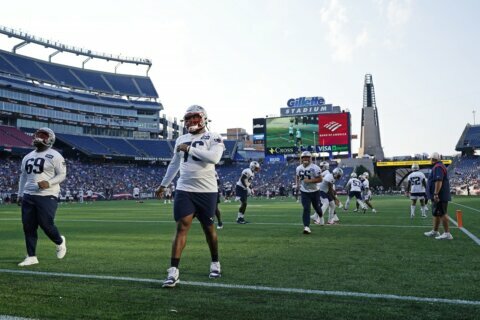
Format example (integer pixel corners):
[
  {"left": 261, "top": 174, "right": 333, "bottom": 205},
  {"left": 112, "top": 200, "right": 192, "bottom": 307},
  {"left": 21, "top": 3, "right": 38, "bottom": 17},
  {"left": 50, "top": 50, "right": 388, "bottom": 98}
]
[{"left": 0, "top": 24, "right": 479, "bottom": 320}]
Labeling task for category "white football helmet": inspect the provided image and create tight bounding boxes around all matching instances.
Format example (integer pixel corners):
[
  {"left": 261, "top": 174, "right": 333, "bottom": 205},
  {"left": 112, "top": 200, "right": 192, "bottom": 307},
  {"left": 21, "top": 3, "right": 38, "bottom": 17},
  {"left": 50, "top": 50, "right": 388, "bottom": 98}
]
[
  {"left": 250, "top": 161, "right": 260, "bottom": 172},
  {"left": 363, "top": 172, "right": 370, "bottom": 179},
  {"left": 300, "top": 151, "right": 312, "bottom": 165},
  {"left": 32, "top": 127, "right": 55, "bottom": 148},
  {"left": 411, "top": 163, "right": 419, "bottom": 171},
  {"left": 319, "top": 161, "right": 330, "bottom": 172},
  {"left": 333, "top": 167, "right": 343, "bottom": 179},
  {"left": 183, "top": 105, "right": 208, "bottom": 133},
  {"left": 350, "top": 172, "right": 357, "bottom": 178}
]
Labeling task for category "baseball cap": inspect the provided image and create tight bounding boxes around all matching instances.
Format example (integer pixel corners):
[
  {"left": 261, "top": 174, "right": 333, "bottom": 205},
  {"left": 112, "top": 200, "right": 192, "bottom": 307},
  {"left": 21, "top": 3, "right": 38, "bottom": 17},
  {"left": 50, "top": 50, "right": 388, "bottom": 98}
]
[{"left": 430, "top": 152, "right": 440, "bottom": 160}]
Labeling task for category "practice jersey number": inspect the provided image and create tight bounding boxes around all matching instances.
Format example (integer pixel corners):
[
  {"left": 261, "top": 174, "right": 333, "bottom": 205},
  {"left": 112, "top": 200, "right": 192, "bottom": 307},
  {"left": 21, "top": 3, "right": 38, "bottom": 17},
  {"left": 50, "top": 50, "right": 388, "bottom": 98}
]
[{"left": 25, "top": 158, "right": 45, "bottom": 174}]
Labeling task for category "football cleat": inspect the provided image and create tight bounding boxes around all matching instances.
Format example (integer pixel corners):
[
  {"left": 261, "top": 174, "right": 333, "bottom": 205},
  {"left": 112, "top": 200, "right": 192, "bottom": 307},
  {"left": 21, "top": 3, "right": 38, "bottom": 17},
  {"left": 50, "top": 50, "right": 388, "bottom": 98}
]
[
  {"left": 162, "top": 267, "right": 180, "bottom": 288},
  {"left": 56, "top": 236, "right": 67, "bottom": 259},
  {"left": 236, "top": 217, "right": 248, "bottom": 224},
  {"left": 424, "top": 230, "right": 440, "bottom": 237},
  {"left": 435, "top": 233, "right": 453, "bottom": 240},
  {"left": 209, "top": 262, "right": 221, "bottom": 278},
  {"left": 217, "top": 222, "right": 224, "bottom": 229},
  {"left": 303, "top": 226, "right": 311, "bottom": 234},
  {"left": 18, "top": 256, "right": 39, "bottom": 267}
]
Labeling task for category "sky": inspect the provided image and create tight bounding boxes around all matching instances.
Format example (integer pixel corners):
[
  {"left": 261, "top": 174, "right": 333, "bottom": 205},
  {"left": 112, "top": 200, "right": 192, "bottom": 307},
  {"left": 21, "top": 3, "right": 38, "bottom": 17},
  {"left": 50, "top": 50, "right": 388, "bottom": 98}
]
[{"left": 1, "top": 0, "right": 479, "bottom": 157}]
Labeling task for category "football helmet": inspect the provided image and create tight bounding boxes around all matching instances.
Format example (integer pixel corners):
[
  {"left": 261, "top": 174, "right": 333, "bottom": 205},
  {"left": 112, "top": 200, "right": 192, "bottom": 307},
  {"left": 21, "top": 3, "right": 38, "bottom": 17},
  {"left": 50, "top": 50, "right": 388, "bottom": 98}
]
[
  {"left": 32, "top": 127, "right": 55, "bottom": 148},
  {"left": 350, "top": 172, "right": 357, "bottom": 178},
  {"left": 363, "top": 172, "right": 370, "bottom": 179},
  {"left": 183, "top": 105, "right": 208, "bottom": 133},
  {"left": 319, "top": 161, "right": 330, "bottom": 172},
  {"left": 300, "top": 151, "right": 312, "bottom": 165},
  {"left": 411, "top": 163, "right": 420, "bottom": 171},
  {"left": 250, "top": 161, "right": 260, "bottom": 172},
  {"left": 333, "top": 167, "right": 343, "bottom": 179}
]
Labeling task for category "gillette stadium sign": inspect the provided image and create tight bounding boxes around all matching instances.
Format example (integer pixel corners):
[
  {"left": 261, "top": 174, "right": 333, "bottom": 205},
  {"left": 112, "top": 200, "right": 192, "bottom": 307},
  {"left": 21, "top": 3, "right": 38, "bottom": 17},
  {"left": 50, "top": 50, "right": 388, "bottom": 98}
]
[
  {"left": 280, "top": 96, "right": 335, "bottom": 116},
  {"left": 287, "top": 96, "right": 325, "bottom": 107}
]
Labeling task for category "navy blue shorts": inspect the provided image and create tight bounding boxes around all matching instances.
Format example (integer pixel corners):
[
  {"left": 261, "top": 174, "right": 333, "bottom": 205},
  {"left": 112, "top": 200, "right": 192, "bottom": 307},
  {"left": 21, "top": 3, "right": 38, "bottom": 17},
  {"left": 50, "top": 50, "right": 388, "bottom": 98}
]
[
  {"left": 235, "top": 185, "right": 248, "bottom": 203},
  {"left": 173, "top": 190, "right": 217, "bottom": 225},
  {"left": 320, "top": 191, "right": 333, "bottom": 202},
  {"left": 349, "top": 191, "right": 362, "bottom": 200},
  {"left": 432, "top": 201, "right": 448, "bottom": 217}
]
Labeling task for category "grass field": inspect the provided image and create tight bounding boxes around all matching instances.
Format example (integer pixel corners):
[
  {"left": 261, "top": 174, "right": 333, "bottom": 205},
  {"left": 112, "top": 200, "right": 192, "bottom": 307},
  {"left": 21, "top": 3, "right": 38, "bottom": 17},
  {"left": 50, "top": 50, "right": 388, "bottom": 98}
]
[
  {"left": 1, "top": 196, "right": 479, "bottom": 319},
  {"left": 265, "top": 118, "right": 317, "bottom": 148}
]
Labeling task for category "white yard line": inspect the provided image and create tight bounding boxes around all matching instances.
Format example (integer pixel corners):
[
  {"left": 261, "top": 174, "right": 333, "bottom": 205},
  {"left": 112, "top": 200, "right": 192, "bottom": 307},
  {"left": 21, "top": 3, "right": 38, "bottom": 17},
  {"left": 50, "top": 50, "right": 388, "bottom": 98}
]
[
  {"left": 0, "top": 218, "right": 433, "bottom": 228},
  {"left": 0, "top": 269, "right": 478, "bottom": 306},
  {"left": 450, "top": 201, "right": 480, "bottom": 246}
]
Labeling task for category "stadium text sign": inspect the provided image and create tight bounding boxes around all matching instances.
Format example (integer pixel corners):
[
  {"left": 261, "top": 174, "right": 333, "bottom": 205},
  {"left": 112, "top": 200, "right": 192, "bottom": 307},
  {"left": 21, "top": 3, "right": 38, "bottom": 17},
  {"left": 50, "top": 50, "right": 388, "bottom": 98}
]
[
  {"left": 376, "top": 160, "right": 452, "bottom": 167},
  {"left": 280, "top": 105, "right": 333, "bottom": 116}
]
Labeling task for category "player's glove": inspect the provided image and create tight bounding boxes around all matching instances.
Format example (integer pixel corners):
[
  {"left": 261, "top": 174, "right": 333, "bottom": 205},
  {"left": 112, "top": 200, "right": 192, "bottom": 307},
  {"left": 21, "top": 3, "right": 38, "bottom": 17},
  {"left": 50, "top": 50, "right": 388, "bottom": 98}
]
[{"left": 155, "top": 186, "right": 165, "bottom": 198}]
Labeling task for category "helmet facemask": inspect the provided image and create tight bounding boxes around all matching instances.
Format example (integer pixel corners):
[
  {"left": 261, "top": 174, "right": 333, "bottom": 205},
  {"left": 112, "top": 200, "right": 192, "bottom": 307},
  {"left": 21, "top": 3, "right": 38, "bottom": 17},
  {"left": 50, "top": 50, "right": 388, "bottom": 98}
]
[
  {"left": 184, "top": 113, "right": 206, "bottom": 134},
  {"left": 32, "top": 128, "right": 55, "bottom": 149}
]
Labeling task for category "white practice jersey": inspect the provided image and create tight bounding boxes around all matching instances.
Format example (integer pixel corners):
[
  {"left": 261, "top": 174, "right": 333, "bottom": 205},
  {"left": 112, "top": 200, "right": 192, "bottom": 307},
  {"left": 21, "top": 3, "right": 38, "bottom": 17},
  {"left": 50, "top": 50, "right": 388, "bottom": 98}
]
[
  {"left": 362, "top": 179, "right": 370, "bottom": 193},
  {"left": 133, "top": 187, "right": 140, "bottom": 196},
  {"left": 296, "top": 163, "right": 322, "bottom": 193},
  {"left": 18, "top": 148, "right": 66, "bottom": 197},
  {"left": 319, "top": 172, "right": 335, "bottom": 193},
  {"left": 161, "top": 131, "right": 224, "bottom": 193},
  {"left": 236, "top": 168, "right": 255, "bottom": 190},
  {"left": 407, "top": 171, "right": 426, "bottom": 193},
  {"left": 346, "top": 178, "right": 363, "bottom": 192}
]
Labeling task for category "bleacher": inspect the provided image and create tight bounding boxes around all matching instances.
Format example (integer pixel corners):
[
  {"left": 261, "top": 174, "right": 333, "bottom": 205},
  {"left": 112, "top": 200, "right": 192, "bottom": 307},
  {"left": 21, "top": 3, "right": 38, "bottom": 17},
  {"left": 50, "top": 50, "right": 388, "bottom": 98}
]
[
  {"left": 223, "top": 140, "right": 237, "bottom": 159},
  {"left": 456, "top": 124, "right": 480, "bottom": 152},
  {"left": 0, "top": 125, "right": 33, "bottom": 149},
  {"left": 0, "top": 49, "right": 158, "bottom": 98}
]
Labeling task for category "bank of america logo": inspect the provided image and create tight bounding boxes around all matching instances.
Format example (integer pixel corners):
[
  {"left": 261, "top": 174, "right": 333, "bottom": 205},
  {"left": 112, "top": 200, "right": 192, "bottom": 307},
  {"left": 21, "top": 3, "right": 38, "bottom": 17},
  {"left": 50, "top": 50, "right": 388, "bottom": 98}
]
[{"left": 324, "top": 121, "right": 342, "bottom": 132}]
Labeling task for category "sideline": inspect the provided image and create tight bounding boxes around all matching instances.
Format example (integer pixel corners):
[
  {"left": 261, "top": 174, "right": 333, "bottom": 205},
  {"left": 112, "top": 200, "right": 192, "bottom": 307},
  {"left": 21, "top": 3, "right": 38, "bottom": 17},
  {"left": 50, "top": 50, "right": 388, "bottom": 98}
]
[{"left": 0, "top": 269, "right": 479, "bottom": 307}]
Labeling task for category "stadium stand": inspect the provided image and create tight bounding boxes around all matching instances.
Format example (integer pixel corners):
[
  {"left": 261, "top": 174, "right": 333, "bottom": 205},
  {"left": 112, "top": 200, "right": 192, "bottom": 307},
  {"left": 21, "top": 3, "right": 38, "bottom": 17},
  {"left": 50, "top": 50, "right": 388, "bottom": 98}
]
[
  {"left": 0, "top": 49, "right": 158, "bottom": 98},
  {"left": 456, "top": 124, "right": 480, "bottom": 154},
  {"left": 449, "top": 155, "right": 480, "bottom": 195},
  {"left": 0, "top": 125, "right": 32, "bottom": 148}
]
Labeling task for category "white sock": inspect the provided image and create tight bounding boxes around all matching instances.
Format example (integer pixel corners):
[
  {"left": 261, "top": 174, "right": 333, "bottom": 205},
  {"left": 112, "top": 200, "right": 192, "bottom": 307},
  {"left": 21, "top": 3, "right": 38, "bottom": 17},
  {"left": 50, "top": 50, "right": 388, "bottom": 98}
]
[
  {"left": 344, "top": 198, "right": 350, "bottom": 210},
  {"left": 237, "top": 212, "right": 244, "bottom": 219},
  {"left": 421, "top": 206, "right": 426, "bottom": 216},
  {"left": 411, "top": 205, "right": 415, "bottom": 216}
]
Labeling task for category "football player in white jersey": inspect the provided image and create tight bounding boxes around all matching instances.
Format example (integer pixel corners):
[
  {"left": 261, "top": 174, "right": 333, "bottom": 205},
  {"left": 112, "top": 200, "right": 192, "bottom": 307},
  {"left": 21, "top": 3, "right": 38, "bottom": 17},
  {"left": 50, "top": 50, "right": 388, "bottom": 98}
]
[
  {"left": 344, "top": 172, "right": 367, "bottom": 212},
  {"left": 316, "top": 167, "right": 343, "bottom": 224},
  {"left": 295, "top": 151, "right": 324, "bottom": 234},
  {"left": 361, "top": 172, "right": 377, "bottom": 213},
  {"left": 133, "top": 186, "right": 140, "bottom": 202},
  {"left": 155, "top": 105, "right": 225, "bottom": 288},
  {"left": 235, "top": 161, "right": 260, "bottom": 224},
  {"left": 17, "top": 127, "right": 67, "bottom": 266},
  {"left": 406, "top": 163, "right": 427, "bottom": 218}
]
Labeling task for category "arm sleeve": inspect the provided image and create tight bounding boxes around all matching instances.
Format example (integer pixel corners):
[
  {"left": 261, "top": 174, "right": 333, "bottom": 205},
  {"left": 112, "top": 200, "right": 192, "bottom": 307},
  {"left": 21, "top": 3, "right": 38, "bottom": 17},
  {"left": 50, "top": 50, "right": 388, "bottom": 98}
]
[
  {"left": 48, "top": 157, "right": 67, "bottom": 186},
  {"left": 160, "top": 151, "right": 181, "bottom": 187},
  {"left": 188, "top": 143, "right": 224, "bottom": 164},
  {"left": 18, "top": 164, "right": 26, "bottom": 196}
]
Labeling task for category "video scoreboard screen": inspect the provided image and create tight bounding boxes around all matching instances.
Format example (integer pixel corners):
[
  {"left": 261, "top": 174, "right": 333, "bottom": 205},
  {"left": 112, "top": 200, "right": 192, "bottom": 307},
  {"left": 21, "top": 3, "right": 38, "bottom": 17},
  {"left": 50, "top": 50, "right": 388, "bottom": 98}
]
[{"left": 263, "top": 112, "right": 351, "bottom": 156}]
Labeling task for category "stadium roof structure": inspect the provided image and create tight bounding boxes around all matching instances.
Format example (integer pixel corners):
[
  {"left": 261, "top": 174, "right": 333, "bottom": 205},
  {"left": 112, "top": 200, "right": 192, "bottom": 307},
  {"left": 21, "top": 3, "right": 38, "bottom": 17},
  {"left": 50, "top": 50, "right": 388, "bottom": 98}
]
[
  {"left": 456, "top": 124, "right": 480, "bottom": 152},
  {"left": 0, "top": 26, "right": 158, "bottom": 98}
]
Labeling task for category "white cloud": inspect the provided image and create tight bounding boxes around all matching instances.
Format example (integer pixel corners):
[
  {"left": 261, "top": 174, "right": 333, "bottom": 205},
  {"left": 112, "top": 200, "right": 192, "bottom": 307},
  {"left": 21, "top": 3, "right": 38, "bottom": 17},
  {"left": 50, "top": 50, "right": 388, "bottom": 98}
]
[
  {"left": 386, "top": 0, "right": 412, "bottom": 28},
  {"left": 319, "top": 0, "right": 369, "bottom": 62}
]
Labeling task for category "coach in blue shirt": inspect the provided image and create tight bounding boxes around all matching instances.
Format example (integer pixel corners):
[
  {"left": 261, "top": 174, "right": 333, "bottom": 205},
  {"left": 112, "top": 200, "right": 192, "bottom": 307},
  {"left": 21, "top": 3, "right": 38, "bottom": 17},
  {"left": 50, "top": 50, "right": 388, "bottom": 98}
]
[{"left": 424, "top": 152, "right": 453, "bottom": 240}]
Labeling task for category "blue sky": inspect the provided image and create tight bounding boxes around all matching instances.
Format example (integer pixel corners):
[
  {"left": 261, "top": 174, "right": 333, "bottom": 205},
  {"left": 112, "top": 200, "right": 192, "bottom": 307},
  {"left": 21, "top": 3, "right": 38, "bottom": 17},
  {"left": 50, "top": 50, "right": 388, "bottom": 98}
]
[{"left": 1, "top": 0, "right": 478, "bottom": 156}]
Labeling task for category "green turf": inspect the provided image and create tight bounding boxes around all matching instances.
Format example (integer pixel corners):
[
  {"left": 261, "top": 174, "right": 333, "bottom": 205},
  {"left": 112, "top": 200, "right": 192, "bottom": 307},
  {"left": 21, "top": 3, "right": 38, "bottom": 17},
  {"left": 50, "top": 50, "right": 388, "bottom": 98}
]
[{"left": 0, "top": 196, "right": 479, "bottom": 319}]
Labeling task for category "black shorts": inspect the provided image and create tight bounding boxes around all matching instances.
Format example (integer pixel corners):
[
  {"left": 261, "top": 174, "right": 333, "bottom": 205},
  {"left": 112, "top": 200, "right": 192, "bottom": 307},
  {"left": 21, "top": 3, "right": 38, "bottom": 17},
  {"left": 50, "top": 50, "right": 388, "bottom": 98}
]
[
  {"left": 235, "top": 185, "right": 248, "bottom": 203},
  {"left": 173, "top": 190, "right": 217, "bottom": 225},
  {"left": 349, "top": 191, "right": 362, "bottom": 200},
  {"left": 432, "top": 201, "right": 448, "bottom": 217}
]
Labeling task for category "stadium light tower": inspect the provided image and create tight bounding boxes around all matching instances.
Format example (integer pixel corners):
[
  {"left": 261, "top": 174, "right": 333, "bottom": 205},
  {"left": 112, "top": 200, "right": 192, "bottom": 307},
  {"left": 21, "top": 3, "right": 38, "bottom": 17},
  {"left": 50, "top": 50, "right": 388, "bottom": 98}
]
[{"left": 358, "top": 74, "right": 385, "bottom": 160}]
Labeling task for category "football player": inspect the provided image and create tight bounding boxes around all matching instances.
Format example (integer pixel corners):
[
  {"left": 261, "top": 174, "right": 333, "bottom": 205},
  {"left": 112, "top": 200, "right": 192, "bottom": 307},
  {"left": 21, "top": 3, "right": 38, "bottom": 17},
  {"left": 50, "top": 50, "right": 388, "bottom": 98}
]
[
  {"left": 235, "top": 161, "right": 260, "bottom": 224},
  {"left": 406, "top": 163, "right": 427, "bottom": 218},
  {"left": 295, "top": 151, "right": 324, "bottom": 234},
  {"left": 17, "top": 127, "right": 67, "bottom": 266},
  {"left": 295, "top": 128, "right": 302, "bottom": 147},
  {"left": 318, "top": 167, "right": 344, "bottom": 224},
  {"left": 223, "top": 181, "right": 233, "bottom": 202},
  {"left": 155, "top": 105, "right": 225, "bottom": 288},
  {"left": 344, "top": 172, "right": 367, "bottom": 212},
  {"left": 361, "top": 172, "right": 377, "bottom": 213}
]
